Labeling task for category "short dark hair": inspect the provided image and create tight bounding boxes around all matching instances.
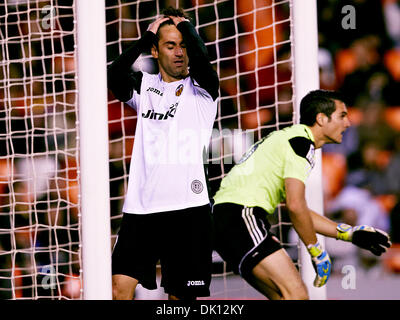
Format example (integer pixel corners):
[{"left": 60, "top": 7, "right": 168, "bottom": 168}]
[
  {"left": 161, "top": 6, "right": 188, "bottom": 19},
  {"left": 154, "top": 7, "right": 190, "bottom": 46},
  {"left": 300, "top": 89, "right": 346, "bottom": 126}
]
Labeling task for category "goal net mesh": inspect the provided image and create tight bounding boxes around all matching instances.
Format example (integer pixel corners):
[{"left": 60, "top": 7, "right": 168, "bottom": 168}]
[
  {"left": 0, "top": 0, "right": 81, "bottom": 299},
  {"left": 0, "top": 0, "right": 296, "bottom": 299}
]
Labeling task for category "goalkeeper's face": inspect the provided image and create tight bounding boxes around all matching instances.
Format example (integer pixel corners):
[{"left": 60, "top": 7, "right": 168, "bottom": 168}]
[
  {"left": 322, "top": 100, "right": 351, "bottom": 144},
  {"left": 152, "top": 24, "right": 189, "bottom": 82}
]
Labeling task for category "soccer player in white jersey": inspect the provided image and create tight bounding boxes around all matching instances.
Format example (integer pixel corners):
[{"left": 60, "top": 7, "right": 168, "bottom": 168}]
[
  {"left": 107, "top": 7, "right": 219, "bottom": 300},
  {"left": 212, "top": 90, "right": 392, "bottom": 299}
]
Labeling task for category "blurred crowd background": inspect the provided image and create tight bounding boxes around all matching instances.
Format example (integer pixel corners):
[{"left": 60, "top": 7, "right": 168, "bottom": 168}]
[
  {"left": 0, "top": 0, "right": 400, "bottom": 299},
  {"left": 317, "top": 0, "right": 400, "bottom": 275}
]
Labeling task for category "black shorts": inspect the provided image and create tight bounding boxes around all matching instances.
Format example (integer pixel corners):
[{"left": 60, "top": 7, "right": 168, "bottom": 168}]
[
  {"left": 112, "top": 204, "right": 213, "bottom": 298},
  {"left": 213, "top": 203, "right": 282, "bottom": 279}
]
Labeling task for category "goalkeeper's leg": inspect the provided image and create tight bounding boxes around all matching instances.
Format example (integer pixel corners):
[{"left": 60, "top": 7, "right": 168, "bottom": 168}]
[
  {"left": 245, "top": 249, "right": 309, "bottom": 300},
  {"left": 214, "top": 203, "right": 309, "bottom": 300}
]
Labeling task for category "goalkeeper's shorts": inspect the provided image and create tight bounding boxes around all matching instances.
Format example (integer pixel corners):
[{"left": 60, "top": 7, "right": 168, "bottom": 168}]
[
  {"left": 112, "top": 204, "right": 213, "bottom": 298},
  {"left": 213, "top": 203, "right": 282, "bottom": 279}
]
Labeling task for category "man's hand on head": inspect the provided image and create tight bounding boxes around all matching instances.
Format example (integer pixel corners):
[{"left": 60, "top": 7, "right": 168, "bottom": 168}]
[
  {"left": 147, "top": 16, "right": 170, "bottom": 34},
  {"left": 168, "top": 15, "right": 190, "bottom": 26}
]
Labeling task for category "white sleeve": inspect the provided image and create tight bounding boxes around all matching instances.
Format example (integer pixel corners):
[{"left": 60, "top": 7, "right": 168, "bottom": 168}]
[
  {"left": 192, "top": 79, "right": 218, "bottom": 126},
  {"left": 125, "top": 91, "right": 140, "bottom": 112},
  {"left": 196, "top": 90, "right": 217, "bottom": 127}
]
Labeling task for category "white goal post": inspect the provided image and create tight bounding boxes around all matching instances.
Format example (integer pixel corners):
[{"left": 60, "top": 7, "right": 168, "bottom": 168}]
[
  {"left": 76, "top": 0, "right": 112, "bottom": 300},
  {"left": 292, "top": 0, "right": 326, "bottom": 300}
]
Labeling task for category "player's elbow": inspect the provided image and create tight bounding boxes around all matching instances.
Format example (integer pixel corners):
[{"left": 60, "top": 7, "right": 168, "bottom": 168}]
[
  {"left": 107, "top": 69, "right": 133, "bottom": 102},
  {"left": 210, "top": 73, "right": 220, "bottom": 100},
  {"left": 107, "top": 65, "right": 120, "bottom": 87},
  {"left": 286, "top": 198, "right": 308, "bottom": 216}
]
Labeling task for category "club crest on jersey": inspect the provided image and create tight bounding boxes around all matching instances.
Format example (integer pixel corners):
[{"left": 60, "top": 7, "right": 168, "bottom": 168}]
[
  {"left": 191, "top": 180, "right": 203, "bottom": 194},
  {"left": 175, "top": 84, "right": 184, "bottom": 96}
]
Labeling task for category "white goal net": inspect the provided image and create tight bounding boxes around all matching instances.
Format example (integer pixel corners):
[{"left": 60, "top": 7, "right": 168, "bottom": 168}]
[
  {"left": 0, "top": 0, "right": 81, "bottom": 299},
  {"left": 0, "top": 0, "right": 301, "bottom": 300}
]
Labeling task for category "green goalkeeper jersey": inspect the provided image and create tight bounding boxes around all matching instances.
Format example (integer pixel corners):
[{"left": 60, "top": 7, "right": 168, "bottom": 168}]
[{"left": 213, "top": 124, "right": 316, "bottom": 214}]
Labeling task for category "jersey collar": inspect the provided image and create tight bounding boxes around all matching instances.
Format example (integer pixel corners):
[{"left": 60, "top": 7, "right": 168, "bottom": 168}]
[{"left": 303, "top": 125, "right": 315, "bottom": 144}]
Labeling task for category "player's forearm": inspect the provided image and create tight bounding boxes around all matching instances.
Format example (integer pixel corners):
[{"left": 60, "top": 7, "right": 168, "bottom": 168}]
[
  {"left": 285, "top": 178, "right": 318, "bottom": 246},
  {"left": 108, "top": 31, "right": 155, "bottom": 74},
  {"left": 107, "top": 32, "right": 154, "bottom": 101},
  {"left": 309, "top": 210, "right": 338, "bottom": 238},
  {"left": 288, "top": 205, "right": 318, "bottom": 247},
  {"left": 177, "top": 21, "right": 209, "bottom": 63},
  {"left": 177, "top": 21, "right": 219, "bottom": 100}
]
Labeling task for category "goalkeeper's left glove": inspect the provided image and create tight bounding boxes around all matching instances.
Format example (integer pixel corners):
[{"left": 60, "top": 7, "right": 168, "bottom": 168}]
[
  {"left": 307, "top": 241, "right": 332, "bottom": 287},
  {"left": 336, "top": 223, "right": 392, "bottom": 256}
]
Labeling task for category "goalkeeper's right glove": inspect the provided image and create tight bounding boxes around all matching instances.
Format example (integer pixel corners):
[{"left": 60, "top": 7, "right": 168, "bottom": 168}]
[
  {"left": 307, "top": 241, "right": 331, "bottom": 287},
  {"left": 336, "top": 223, "right": 392, "bottom": 256}
]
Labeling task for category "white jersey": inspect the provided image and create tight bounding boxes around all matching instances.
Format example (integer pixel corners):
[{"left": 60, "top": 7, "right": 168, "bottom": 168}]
[{"left": 122, "top": 72, "right": 217, "bottom": 214}]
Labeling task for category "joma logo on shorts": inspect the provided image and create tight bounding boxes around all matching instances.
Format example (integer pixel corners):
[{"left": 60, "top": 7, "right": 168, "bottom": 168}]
[{"left": 187, "top": 280, "right": 205, "bottom": 286}]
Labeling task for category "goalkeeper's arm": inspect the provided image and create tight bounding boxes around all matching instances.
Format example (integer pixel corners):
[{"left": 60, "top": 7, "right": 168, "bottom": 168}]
[
  {"left": 309, "top": 210, "right": 392, "bottom": 256},
  {"left": 285, "top": 178, "right": 331, "bottom": 287},
  {"left": 285, "top": 178, "right": 392, "bottom": 288}
]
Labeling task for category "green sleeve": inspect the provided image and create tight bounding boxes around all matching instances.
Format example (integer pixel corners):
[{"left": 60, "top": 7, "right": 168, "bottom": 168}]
[{"left": 282, "top": 141, "right": 312, "bottom": 183}]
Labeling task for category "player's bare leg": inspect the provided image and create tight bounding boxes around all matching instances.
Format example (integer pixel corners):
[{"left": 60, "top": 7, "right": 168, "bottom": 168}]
[
  {"left": 168, "top": 294, "right": 195, "bottom": 300},
  {"left": 245, "top": 271, "right": 283, "bottom": 300},
  {"left": 248, "top": 248, "right": 309, "bottom": 300},
  {"left": 168, "top": 292, "right": 197, "bottom": 300},
  {"left": 112, "top": 274, "right": 139, "bottom": 300}
]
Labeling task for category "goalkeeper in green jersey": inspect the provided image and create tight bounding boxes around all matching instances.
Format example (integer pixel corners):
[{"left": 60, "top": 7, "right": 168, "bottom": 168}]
[{"left": 212, "top": 89, "right": 392, "bottom": 300}]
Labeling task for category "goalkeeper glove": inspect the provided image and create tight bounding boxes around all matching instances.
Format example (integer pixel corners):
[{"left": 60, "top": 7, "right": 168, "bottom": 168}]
[
  {"left": 307, "top": 241, "right": 331, "bottom": 287},
  {"left": 336, "top": 223, "right": 392, "bottom": 256}
]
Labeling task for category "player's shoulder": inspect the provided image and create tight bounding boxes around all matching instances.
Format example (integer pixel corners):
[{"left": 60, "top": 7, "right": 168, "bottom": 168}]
[
  {"left": 266, "top": 124, "right": 309, "bottom": 141},
  {"left": 139, "top": 72, "right": 165, "bottom": 93},
  {"left": 285, "top": 124, "right": 315, "bottom": 160},
  {"left": 263, "top": 125, "right": 314, "bottom": 160},
  {"left": 142, "top": 72, "right": 159, "bottom": 82},
  {"left": 188, "top": 76, "right": 216, "bottom": 102},
  {"left": 188, "top": 76, "right": 203, "bottom": 92}
]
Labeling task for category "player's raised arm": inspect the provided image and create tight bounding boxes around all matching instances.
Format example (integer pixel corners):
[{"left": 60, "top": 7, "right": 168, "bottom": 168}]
[
  {"left": 172, "top": 17, "right": 219, "bottom": 101},
  {"left": 147, "top": 16, "right": 171, "bottom": 34},
  {"left": 107, "top": 19, "right": 164, "bottom": 102}
]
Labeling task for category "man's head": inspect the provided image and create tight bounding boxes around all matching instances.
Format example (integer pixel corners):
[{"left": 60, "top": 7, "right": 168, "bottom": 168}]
[
  {"left": 300, "top": 89, "right": 351, "bottom": 145},
  {"left": 151, "top": 7, "right": 190, "bottom": 82},
  {"left": 154, "top": 7, "right": 189, "bottom": 44}
]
